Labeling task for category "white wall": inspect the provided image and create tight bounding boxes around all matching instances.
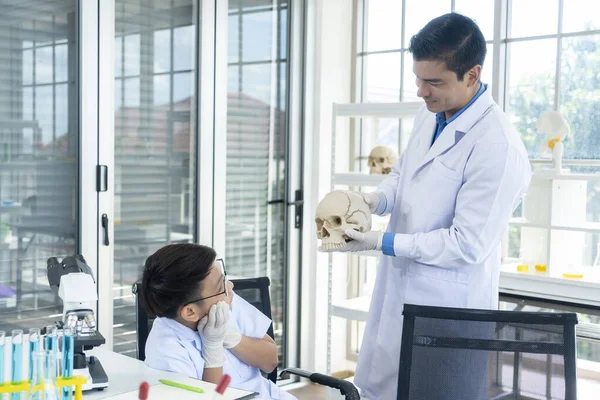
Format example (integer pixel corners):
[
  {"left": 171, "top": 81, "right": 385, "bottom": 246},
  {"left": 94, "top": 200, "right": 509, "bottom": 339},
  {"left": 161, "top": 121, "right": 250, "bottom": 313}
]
[{"left": 301, "top": 0, "right": 354, "bottom": 374}]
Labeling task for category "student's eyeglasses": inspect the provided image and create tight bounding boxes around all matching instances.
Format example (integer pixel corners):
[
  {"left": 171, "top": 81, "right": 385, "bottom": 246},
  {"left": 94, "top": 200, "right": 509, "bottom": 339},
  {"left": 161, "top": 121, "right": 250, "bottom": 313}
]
[{"left": 182, "top": 258, "right": 228, "bottom": 306}]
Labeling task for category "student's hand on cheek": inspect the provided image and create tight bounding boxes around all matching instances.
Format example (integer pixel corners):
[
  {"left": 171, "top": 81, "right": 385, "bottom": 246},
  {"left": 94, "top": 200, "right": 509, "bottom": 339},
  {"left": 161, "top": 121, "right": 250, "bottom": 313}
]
[{"left": 197, "top": 301, "right": 230, "bottom": 367}]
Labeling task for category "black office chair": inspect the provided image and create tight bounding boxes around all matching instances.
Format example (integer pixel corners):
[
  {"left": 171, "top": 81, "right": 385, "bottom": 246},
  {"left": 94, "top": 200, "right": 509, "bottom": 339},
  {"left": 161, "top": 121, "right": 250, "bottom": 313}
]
[
  {"left": 132, "top": 277, "right": 360, "bottom": 399},
  {"left": 398, "top": 304, "right": 578, "bottom": 400},
  {"left": 224, "top": 276, "right": 278, "bottom": 384}
]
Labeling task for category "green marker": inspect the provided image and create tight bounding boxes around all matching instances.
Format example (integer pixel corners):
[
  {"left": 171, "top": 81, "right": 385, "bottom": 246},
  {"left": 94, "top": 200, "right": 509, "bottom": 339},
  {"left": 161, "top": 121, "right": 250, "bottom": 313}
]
[{"left": 159, "top": 379, "right": 206, "bottom": 394}]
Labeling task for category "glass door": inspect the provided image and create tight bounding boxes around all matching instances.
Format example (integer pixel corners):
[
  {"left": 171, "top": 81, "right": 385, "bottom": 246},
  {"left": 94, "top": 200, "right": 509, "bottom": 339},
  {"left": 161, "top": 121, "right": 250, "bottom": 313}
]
[
  {"left": 111, "top": 0, "right": 201, "bottom": 356},
  {"left": 0, "top": 0, "right": 99, "bottom": 333},
  {"left": 223, "top": 0, "right": 300, "bottom": 372},
  {"left": 101, "top": 0, "right": 302, "bottom": 365}
]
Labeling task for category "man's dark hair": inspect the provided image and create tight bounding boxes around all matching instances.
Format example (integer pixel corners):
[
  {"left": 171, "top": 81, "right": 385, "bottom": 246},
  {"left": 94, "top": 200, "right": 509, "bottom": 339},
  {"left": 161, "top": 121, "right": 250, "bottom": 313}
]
[
  {"left": 408, "top": 12, "right": 486, "bottom": 81},
  {"left": 140, "top": 243, "right": 216, "bottom": 318}
]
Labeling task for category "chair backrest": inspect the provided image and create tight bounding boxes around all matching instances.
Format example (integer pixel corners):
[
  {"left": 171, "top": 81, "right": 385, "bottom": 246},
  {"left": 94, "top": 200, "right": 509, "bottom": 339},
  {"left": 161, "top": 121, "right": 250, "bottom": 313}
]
[
  {"left": 398, "top": 304, "right": 578, "bottom": 400},
  {"left": 132, "top": 281, "right": 152, "bottom": 362},
  {"left": 132, "top": 276, "right": 277, "bottom": 383},
  {"left": 229, "top": 277, "right": 278, "bottom": 384}
]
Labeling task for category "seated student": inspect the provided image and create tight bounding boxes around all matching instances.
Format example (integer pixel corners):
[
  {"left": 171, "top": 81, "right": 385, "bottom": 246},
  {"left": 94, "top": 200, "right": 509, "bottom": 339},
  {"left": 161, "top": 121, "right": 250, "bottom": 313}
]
[{"left": 140, "top": 243, "right": 296, "bottom": 400}]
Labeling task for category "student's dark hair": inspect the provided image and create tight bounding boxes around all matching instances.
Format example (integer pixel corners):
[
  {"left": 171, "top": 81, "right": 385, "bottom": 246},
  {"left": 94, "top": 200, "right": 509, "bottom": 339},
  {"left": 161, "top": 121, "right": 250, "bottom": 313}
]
[
  {"left": 140, "top": 243, "right": 216, "bottom": 318},
  {"left": 408, "top": 12, "right": 486, "bottom": 81}
]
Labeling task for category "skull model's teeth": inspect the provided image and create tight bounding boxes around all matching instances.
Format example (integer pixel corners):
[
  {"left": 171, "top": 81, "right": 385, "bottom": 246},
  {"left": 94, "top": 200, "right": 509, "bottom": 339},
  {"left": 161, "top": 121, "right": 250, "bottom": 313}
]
[{"left": 322, "top": 242, "right": 343, "bottom": 250}]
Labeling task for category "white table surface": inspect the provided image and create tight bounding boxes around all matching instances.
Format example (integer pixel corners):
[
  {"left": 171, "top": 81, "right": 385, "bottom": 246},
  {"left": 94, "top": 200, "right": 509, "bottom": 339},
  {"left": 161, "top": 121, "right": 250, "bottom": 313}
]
[{"left": 83, "top": 347, "right": 257, "bottom": 399}]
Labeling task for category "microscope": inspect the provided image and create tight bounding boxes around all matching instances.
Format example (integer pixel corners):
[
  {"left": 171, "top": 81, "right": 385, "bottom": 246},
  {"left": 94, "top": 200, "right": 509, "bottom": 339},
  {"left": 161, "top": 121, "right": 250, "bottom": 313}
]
[{"left": 47, "top": 255, "right": 109, "bottom": 391}]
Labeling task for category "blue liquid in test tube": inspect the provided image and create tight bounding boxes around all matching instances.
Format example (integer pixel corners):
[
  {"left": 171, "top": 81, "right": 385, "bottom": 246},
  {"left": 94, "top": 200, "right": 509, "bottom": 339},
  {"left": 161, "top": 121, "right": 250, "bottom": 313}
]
[
  {"left": 62, "top": 328, "right": 74, "bottom": 400},
  {"left": 44, "top": 326, "right": 58, "bottom": 379},
  {"left": 28, "top": 329, "right": 40, "bottom": 381},
  {"left": 11, "top": 330, "right": 23, "bottom": 400}
]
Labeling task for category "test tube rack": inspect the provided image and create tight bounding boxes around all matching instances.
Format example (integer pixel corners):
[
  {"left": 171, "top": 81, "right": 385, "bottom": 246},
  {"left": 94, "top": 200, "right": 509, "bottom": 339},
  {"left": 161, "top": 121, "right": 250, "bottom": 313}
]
[{"left": 0, "top": 375, "right": 87, "bottom": 400}]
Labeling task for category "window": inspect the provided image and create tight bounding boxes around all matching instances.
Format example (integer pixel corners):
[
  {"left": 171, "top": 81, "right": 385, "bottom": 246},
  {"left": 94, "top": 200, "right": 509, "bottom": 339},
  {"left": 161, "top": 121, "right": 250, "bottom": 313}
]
[
  {"left": 504, "top": 0, "right": 600, "bottom": 160},
  {"left": 0, "top": 1, "right": 78, "bottom": 334},
  {"left": 355, "top": 0, "right": 600, "bottom": 281},
  {"left": 355, "top": 0, "right": 493, "bottom": 172},
  {"left": 502, "top": 0, "right": 600, "bottom": 282}
]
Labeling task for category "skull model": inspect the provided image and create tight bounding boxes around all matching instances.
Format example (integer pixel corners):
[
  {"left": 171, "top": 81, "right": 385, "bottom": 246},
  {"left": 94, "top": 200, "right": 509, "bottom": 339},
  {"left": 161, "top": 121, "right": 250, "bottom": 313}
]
[
  {"left": 368, "top": 146, "right": 398, "bottom": 175},
  {"left": 536, "top": 111, "right": 570, "bottom": 172},
  {"left": 315, "top": 190, "right": 371, "bottom": 250}
]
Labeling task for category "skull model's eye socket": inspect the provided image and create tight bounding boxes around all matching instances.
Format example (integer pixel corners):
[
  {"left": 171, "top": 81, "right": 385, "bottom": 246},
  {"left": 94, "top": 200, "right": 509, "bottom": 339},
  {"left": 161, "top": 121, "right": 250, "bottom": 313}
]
[
  {"left": 315, "top": 218, "right": 324, "bottom": 230},
  {"left": 379, "top": 157, "right": 385, "bottom": 163},
  {"left": 332, "top": 216, "right": 342, "bottom": 226}
]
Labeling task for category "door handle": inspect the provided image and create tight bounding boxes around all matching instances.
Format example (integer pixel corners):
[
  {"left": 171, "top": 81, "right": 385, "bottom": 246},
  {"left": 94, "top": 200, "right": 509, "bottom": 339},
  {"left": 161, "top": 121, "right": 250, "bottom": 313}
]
[
  {"left": 266, "top": 199, "right": 304, "bottom": 206},
  {"left": 101, "top": 214, "right": 110, "bottom": 246},
  {"left": 267, "top": 199, "right": 285, "bottom": 205},
  {"left": 96, "top": 165, "right": 108, "bottom": 192},
  {"left": 266, "top": 190, "right": 303, "bottom": 229},
  {"left": 291, "top": 190, "right": 303, "bottom": 229}
]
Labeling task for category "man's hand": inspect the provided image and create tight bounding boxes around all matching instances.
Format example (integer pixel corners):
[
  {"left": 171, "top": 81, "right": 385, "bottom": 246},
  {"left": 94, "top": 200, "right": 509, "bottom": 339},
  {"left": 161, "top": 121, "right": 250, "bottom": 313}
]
[
  {"left": 319, "top": 229, "right": 384, "bottom": 252},
  {"left": 358, "top": 192, "right": 381, "bottom": 214},
  {"left": 197, "top": 302, "right": 229, "bottom": 367}
]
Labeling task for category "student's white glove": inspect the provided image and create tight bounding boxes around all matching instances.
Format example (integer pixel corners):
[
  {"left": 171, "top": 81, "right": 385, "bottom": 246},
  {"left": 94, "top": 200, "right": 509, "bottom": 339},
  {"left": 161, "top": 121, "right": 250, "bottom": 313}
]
[
  {"left": 320, "top": 229, "right": 384, "bottom": 252},
  {"left": 223, "top": 327, "right": 243, "bottom": 349},
  {"left": 197, "top": 301, "right": 229, "bottom": 368},
  {"left": 358, "top": 192, "right": 381, "bottom": 214}
]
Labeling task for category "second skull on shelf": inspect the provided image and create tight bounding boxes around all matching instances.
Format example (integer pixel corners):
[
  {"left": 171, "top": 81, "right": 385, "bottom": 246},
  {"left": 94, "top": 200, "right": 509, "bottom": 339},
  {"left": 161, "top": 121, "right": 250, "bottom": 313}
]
[{"left": 368, "top": 146, "right": 398, "bottom": 175}]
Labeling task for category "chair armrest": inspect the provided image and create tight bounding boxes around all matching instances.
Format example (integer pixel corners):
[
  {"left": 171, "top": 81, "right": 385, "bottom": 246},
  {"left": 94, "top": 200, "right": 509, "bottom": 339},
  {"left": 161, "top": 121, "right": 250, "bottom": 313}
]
[{"left": 279, "top": 368, "right": 360, "bottom": 400}]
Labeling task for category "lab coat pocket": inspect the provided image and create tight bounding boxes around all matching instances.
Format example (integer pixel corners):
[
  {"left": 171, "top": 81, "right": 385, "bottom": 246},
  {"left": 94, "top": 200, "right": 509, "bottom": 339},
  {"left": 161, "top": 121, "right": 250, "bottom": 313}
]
[
  {"left": 430, "top": 157, "right": 462, "bottom": 182},
  {"left": 415, "top": 158, "right": 463, "bottom": 217},
  {"left": 405, "top": 262, "right": 469, "bottom": 308}
]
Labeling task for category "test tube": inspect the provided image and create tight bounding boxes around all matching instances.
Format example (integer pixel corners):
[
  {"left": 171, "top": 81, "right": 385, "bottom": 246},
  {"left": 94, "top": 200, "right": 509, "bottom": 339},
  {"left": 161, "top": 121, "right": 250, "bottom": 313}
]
[
  {"left": 44, "top": 326, "right": 58, "bottom": 378},
  {"left": 11, "top": 330, "right": 23, "bottom": 400},
  {"left": 62, "top": 328, "right": 74, "bottom": 400},
  {"left": 213, "top": 374, "right": 231, "bottom": 400},
  {"left": 0, "top": 331, "right": 5, "bottom": 387},
  {"left": 28, "top": 328, "right": 40, "bottom": 381}
]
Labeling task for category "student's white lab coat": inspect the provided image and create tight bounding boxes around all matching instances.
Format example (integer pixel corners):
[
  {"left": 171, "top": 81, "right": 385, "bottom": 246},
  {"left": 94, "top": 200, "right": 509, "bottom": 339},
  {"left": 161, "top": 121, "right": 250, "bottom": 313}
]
[
  {"left": 145, "top": 294, "right": 296, "bottom": 400},
  {"left": 354, "top": 88, "right": 532, "bottom": 400}
]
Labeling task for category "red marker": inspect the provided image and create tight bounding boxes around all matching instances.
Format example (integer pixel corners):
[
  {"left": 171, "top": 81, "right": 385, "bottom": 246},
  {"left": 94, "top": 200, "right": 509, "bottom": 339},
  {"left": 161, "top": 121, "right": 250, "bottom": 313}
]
[
  {"left": 138, "top": 381, "right": 150, "bottom": 400},
  {"left": 214, "top": 374, "right": 231, "bottom": 399}
]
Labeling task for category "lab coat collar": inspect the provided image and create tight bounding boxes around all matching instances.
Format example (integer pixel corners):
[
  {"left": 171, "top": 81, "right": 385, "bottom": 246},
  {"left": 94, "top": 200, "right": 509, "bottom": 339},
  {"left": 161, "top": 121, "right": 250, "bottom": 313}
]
[
  {"left": 414, "top": 87, "right": 494, "bottom": 174},
  {"left": 160, "top": 316, "right": 201, "bottom": 344}
]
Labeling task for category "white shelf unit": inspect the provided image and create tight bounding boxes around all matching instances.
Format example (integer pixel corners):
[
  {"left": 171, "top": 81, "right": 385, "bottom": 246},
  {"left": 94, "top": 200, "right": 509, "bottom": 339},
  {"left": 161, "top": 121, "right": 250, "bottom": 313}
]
[
  {"left": 332, "top": 173, "right": 385, "bottom": 187},
  {"left": 331, "top": 296, "right": 371, "bottom": 322},
  {"left": 326, "top": 101, "right": 422, "bottom": 374},
  {"left": 330, "top": 269, "right": 600, "bottom": 327},
  {"left": 507, "top": 170, "right": 600, "bottom": 281}
]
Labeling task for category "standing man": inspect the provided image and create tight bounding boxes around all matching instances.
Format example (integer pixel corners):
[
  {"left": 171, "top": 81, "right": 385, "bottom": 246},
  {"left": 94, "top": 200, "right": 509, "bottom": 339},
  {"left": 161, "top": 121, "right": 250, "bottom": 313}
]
[{"left": 325, "top": 13, "right": 532, "bottom": 399}]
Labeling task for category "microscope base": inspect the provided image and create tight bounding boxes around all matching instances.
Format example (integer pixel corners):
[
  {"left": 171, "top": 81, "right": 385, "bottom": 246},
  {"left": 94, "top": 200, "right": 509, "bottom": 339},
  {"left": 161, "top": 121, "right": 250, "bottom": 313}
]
[{"left": 73, "top": 355, "right": 109, "bottom": 391}]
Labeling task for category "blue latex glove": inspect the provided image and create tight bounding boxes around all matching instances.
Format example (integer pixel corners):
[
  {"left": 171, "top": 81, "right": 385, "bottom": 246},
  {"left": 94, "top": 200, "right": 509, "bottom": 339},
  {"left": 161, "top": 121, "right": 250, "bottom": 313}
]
[{"left": 319, "top": 229, "right": 384, "bottom": 252}]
